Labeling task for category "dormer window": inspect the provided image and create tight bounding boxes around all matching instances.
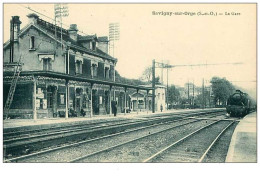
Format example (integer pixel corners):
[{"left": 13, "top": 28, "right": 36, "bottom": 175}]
[
  {"left": 75, "top": 60, "right": 82, "bottom": 74},
  {"left": 30, "top": 36, "right": 35, "bottom": 49},
  {"left": 92, "top": 41, "right": 96, "bottom": 50}
]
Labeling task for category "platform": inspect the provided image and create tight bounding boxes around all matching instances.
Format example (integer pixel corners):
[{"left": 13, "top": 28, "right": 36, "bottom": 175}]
[
  {"left": 225, "top": 112, "right": 257, "bottom": 163},
  {"left": 3, "top": 108, "right": 222, "bottom": 131}
]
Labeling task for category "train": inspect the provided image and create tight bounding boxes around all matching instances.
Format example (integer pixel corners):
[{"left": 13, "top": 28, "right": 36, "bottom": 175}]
[{"left": 226, "top": 90, "right": 256, "bottom": 117}]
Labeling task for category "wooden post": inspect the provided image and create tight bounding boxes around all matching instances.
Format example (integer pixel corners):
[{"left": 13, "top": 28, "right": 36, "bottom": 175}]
[
  {"left": 113, "top": 64, "right": 116, "bottom": 101},
  {"left": 152, "top": 59, "right": 155, "bottom": 113},
  {"left": 65, "top": 80, "right": 69, "bottom": 119},
  {"left": 109, "top": 85, "right": 112, "bottom": 116},
  {"left": 146, "top": 90, "right": 149, "bottom": 114},
  {"left": 124, "top": 87, "right": 127, "bottom": 115},
  {"left": 166, "top": 63, "right": 169, "bottom": 110},
  {"left": 33, "top": 76, "right": 37, "bottom": 120},
  {"left": 202, "top": 78, "right": 205, "bottom": 109},
  {"left": 90, "top": 83, "right": 93, "bottom": 117},
  {"left": 136, "top": 89, "right": 139, "bottom": 114}
]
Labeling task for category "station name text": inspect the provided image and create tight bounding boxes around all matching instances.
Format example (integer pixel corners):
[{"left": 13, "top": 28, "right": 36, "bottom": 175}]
[{"left": 152, "top": 11, "right": 241, "bottom": 17}]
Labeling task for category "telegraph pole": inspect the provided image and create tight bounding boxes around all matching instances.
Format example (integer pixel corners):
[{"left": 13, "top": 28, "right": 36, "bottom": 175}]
[
  {"left": 166, "top": 62, "right": 169, "bottom": 110},
  {"left": 202, "top": 78, "right": 205, "bottom": 109},
  {"left": 109, "top": 23, "right": 120, "bottom": 57},
  {"left": 109, "top": 23, "right": 120, "bottom": 101},
  {"left": 208, "top": 87, "right": 211, "bottom": 108},
  {"left": 54, "top": 4, "right": 69, "bottom": 50},
  {"left": 150, "top": 60, "right": 241, "bottom": 112},
  {"left": 161, "top": 60, "right": 164, "bottom": 84},
  {"left": 152, "top": 59, "right": 155, "bottom": 113},
  {"left": 193, "top": 80, "right": 195, "bottom": 108},
  {"left": 187, "top": 80, "right": 190, "bottom": 105}
]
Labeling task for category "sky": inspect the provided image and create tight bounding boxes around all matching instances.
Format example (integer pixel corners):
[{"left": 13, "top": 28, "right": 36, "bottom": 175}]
[{"left": 3, "top": 3, "right": 257, "bottom": 97}]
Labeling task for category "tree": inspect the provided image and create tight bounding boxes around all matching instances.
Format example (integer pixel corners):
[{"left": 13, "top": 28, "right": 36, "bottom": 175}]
[
  {"left": 167, "top": 85, "right": 180, "bottom": 105},
  {"left": 210, "top": 77, "right": 235, "bottom": 106},
  {"left": 139, "top": 66, "right": 161, "bottom": 84},
  {"left": 194, "top": 89, "right": 210, "bottom": 108},
  {"left": 115, "top": 70, "right": 149, "bottom": 86},
  {"left": 139, "top": 66, "right": 152, "bottom": 82}
]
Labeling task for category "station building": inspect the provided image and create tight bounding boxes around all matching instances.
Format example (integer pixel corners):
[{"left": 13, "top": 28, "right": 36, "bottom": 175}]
[
  {"left": 3, "top": 14, "right": 171, "bottom": 120},
  {"left": 3, "top": 14, "right": 156, "bottom": 119}
]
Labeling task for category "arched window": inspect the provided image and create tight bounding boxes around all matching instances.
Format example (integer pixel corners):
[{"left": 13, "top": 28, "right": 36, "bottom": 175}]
[{"left": 30, "top": 36, "right": 35, "bottom": 49}]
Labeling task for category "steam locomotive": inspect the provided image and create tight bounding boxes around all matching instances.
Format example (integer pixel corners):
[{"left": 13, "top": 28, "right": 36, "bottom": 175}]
[{"left": 226, "top": 90, "right": 255, "bottom": 117}]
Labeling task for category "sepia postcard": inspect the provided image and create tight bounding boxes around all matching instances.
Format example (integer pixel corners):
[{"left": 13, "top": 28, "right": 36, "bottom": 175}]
[{"left": 1, "top": 1, "right": 258, "bottom": 180}]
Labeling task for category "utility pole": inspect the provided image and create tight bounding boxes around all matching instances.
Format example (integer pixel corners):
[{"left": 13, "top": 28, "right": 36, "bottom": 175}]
[
  {"left": 208, "top": 87, "right": 211, "bottom": 108},
  {"left": 152, "top": 59, "right": 155, "bottom": 113},
  {"left": 202, "top": 78, "right": 205, "bottom": 109},
  {"left": 150, "top": 60, "right": 241, "bottom": 112},
  {"left": 193, "top": 80, "right": 195, "bottom": 108},
  {"left": 54, "top": 4, "right": 69, "bottom": 50},
  {"left": 166, "top": 62, "right": 169, "bottom": 110},
  {"left": 109, "top": 23, "right": 120, "bottom": 102},
  {"left": 161, "top": 60, "right": 164, "bottom": 84},
  {"left": 187, "top": 80, "right": 190, "bottom": 105},
  {"left": 109, "top": 23, "right": 120, "bottom": 57}
]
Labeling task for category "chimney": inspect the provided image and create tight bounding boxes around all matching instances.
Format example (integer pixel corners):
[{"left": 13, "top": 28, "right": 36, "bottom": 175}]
[
  {"left": 27, "top": 13, "right": 39, "bottom": 25},
  {"left": 10, "top": 16, "right": 22, "bottom": 41},
  {"left": 68, "top": 24, "right": 78, "bottom": 41},
  {"left": 97, "top": 36, "right": 109, "bottom": 54}
]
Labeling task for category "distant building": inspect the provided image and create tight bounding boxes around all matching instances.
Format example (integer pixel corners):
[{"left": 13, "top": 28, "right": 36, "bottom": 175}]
[{"left": 130, "top": 84, "right": 166, "bottom": 112}]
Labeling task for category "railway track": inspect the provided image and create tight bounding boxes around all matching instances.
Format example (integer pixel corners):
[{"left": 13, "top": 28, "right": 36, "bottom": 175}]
[
  {"left": 4, "top": 109, "right": 222, "bottom": 140},
  {"left": 4, "top": 109, "right": 224, "bottom": 159},
  {"left": 144, "top": 119, "right": 237, "bottom": 162},
  {"left": 4, "top": 110, "right": 227, "bottom": 162},
  {"left": 70, "top": 117, "right": 234, "bottom": 163}
]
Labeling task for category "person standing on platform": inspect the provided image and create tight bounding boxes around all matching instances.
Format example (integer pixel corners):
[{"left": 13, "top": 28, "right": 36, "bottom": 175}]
[{"left": 114, "top": 101, "right": 117, "bottom": 116}]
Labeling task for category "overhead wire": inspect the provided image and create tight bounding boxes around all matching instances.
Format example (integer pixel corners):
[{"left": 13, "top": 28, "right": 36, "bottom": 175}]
[{"left": 18, "top": 4, "right": 92, "bottom": 36}]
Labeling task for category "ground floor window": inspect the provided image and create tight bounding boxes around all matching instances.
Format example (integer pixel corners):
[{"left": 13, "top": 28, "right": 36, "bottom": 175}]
[
  {"left": 59, "top": 93, "right": 65, "bottom": 105},
  {"left": 47, "top": 91, "right": 53, "bottom": 108}
]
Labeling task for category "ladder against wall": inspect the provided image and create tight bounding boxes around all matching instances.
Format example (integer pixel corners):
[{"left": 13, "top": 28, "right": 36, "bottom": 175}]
[{"left": 4, "top": 59, "right": 23, "bottom": 120}]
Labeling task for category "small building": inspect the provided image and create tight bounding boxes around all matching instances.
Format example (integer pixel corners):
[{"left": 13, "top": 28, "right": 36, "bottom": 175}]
[
  {"left": 130, "top": 84, "right": 166, "bottom": 112},
  {"left": 154, "top": 84, "right": 166, "bottom": 111}
]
